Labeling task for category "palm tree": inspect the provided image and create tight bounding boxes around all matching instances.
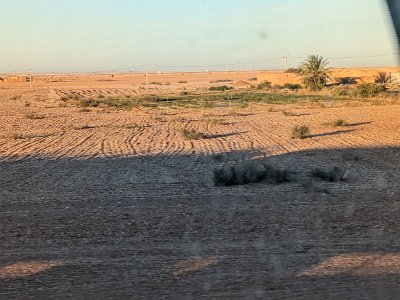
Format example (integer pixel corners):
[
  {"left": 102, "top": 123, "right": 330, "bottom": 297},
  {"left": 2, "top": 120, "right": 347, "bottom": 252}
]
[{"left": 298, "top": 55, "right": 331, "bottom": 91}]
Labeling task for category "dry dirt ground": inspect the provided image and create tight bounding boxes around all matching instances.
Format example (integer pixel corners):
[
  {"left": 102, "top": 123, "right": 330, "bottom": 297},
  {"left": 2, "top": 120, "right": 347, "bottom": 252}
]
[{"left": 0, "top": 79, "right": 400, "bottom": 299}]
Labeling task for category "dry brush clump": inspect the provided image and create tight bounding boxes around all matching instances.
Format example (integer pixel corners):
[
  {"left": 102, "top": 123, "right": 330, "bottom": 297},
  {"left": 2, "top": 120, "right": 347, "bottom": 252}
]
[
  {"left": 213, "top": 161, "right": 289, "bottom": 186},
  {"left": 291, "top": 125, "right": 310, "bottom": 139},
  {"left": 180, "top": 129, "right": 207, "bottom": 140},
  {"left": 10, "top": 95, "right": 22, "bottom": 101},
  {"left": 25, "top": 113, "right": 45, "bottom": 120},
  {"left": 324, "top": 119, "right": 346, "bottom": 127},
  {"left": 282, "top": 110, "right": 297, "bottom": 117},
  {"left": 0, "top": 132, "right": 24, "bottom": 140}
]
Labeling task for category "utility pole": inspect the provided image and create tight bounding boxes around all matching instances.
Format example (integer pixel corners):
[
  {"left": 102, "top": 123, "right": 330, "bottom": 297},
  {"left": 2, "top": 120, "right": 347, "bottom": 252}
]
[
  {"left": 29, "top": 69, "right": 32, "bottom": 89},
  {"left": 145, "top": 64, "right": 148, "bottom": 89},
  {"left": 283, "top": 56, "right": 288, "bottom": 71}
]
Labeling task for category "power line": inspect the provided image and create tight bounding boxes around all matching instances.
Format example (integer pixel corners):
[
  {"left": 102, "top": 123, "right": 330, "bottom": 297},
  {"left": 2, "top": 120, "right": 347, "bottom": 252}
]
[
  {"left": 2, "top": 52, "right": 398, "bottom": 74},
  {"left": 328, "top": 52, "right": 400, "bottom": 60}
]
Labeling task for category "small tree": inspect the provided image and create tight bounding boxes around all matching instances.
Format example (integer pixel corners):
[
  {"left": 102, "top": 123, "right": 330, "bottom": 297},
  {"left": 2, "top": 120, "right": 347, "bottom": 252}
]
[{"left": 298, "top": 55, "right": 331, "bottom": 91}]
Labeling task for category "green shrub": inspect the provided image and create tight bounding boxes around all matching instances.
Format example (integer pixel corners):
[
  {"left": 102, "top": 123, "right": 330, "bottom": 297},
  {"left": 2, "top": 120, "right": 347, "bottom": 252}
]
[
  {"left": 257, "top": 81, "right": 272, "bottom": 89},
  {"left": 209, "top": 85, "right": 233, "bottom": 91},
  {"left": 298, "top": 55, "right": 331, "bottom": 91},
  {"left": 291, "top": 125, "right": 310, "bottom": 139},
  {"left": 213, "top": 161, "right": 289, "bottom": 186},
  {"left": 356, "top": 83, "right": 386, "bottom": 98}
]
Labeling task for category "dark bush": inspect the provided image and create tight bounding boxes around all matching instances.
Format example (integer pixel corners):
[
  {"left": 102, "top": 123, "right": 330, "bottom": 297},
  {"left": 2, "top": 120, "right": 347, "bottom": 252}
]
[
  {"left": 283, "top": 83, "right": 302, "bottom": 90},
  {"left": 310, "top": 167, "right": 342, "bottom": 182},
  {"left": 336, "top": 77, "right": 357, "bottom": 85},
  {"left": 213, "top": 161, "right": 289, "bottom": 186},
  {"left": 285, "top": 68, "right": 299, "bottom": 73},
  {"left": 257, "top": 81, "right": 272, "bottom": 89}
]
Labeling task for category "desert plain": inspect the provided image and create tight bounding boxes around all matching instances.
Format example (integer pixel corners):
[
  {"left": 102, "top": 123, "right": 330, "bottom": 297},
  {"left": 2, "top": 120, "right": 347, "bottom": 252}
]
[{"left": 1, "top": 69, "right": 400, "bottom": 299}]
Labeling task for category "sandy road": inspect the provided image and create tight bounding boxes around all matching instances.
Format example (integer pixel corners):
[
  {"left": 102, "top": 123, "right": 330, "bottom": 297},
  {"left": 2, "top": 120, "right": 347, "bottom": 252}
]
[{"left": 1, "top": 88, "right": 400, "bottom": 299}]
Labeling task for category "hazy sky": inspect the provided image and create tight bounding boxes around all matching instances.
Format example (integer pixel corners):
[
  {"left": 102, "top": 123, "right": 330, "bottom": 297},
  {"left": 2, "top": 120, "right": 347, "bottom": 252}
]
[{"left": 0, "top": 0, "right": 398, "bottom": 72}]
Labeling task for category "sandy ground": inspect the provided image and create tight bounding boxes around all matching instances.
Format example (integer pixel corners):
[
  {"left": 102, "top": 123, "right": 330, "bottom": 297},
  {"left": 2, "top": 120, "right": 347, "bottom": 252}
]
[{"left": 1, "top": 81, "right": 400, "bottom": 299}]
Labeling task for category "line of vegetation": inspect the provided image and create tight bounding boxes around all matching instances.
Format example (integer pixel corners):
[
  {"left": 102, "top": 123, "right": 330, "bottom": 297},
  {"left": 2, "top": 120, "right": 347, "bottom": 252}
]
[{"left": 209, "top": 85, "right": 234, "bottom": 91}]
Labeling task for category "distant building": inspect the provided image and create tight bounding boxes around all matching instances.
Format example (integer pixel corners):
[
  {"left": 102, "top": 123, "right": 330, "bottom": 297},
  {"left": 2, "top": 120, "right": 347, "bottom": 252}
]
[
  {"left": 390, "top": 72, "right": 400, "bottom": 84},
  {"left": 2, "top": 75, "right": 30, "bottom": 83}
]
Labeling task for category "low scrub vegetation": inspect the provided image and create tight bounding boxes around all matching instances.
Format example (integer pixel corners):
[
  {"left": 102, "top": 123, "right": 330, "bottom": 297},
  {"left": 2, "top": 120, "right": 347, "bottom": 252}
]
[
  {"left": 180, "top": 129, "right": 207, "bottom": 140},
  {"left": 209, "top": 85, "right": 233, "bottom": 91},
  {"left": 25, "top": 113, "right": 45, "bottom": 120},
  {"left": 10, "top": 95, "right": 22, "bottom": 100},
  {"left": 291, "top": 125, "right": 310, "bottom": 139},
  {"left": 257, "top": 81, "right": 272, "bottom": 90},
  {"left": 324, "top": 119, "right": 346, "bottom": 127},
  {"left": 285, "top": 68, "right": 299, "bottom": 73},
  {"left": 78, "top": 98, "right": 100, "bottom": 108},
  {"left": 210, "top": 79, "right": 233, "bottom": 83},
  {"left": 0, "top": 132, "right": 24, "bottom": 140},
  {"left": 282, "top": 111, "right": 297, "bottom": 117},
  {"left": 356, "top": 83, "right": 386, "bottom": 98},
  {"left": 213, "top": 161, "right": 289, "bottom": 186},
  {"left": 283, "top": 83, "right": 302, "bottom": 90}
]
